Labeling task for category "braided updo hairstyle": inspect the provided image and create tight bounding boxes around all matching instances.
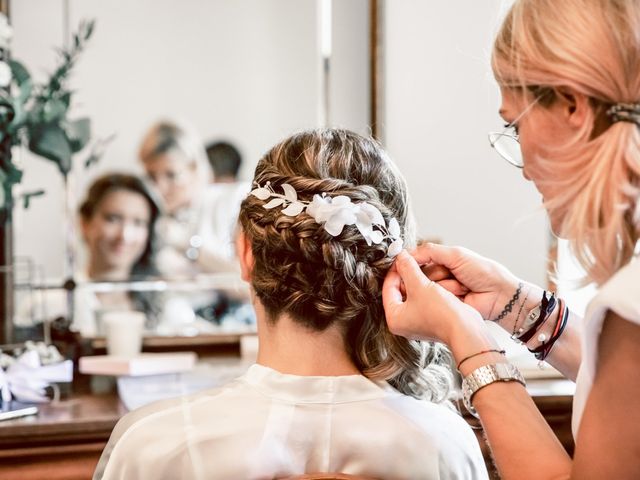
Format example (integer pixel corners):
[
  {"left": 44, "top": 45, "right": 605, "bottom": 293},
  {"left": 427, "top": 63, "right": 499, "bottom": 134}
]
[{"left": 239, "top": 129, "right": 452, "bottom": 402}]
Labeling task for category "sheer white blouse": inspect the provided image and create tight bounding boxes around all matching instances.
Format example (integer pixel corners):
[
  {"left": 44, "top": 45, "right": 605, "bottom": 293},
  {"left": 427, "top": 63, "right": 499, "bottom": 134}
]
[
  {"left": 572, "top": 256, "right": 640, "bottom": 436},
  {"left": 94, "top": 364, "right": 488, "bottom": 479}
]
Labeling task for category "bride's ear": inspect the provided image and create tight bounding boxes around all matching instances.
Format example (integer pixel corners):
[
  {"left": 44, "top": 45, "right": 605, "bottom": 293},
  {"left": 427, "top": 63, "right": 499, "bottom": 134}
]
[{"left": 235, "top": 227, "right": 254, "bottom": 282}]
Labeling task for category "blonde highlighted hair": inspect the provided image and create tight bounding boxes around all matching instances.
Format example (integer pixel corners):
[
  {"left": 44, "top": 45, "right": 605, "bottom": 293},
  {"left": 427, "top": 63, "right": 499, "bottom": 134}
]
[
  {"left": 493, "top": 0, "right": 640, "bottom": 285},
  {"left": 239, "top": 129, "right": 452, "bottom": 402}
]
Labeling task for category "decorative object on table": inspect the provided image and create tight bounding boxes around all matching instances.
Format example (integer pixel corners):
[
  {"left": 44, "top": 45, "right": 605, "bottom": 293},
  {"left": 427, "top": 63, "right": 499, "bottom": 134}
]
[
  {"left": 78, "top": 352, "right": 197, "bottom": 377},
  {"left": 0, "top": 399, "right": 38, "bottom": 421},
  {"left": 0, "top": 13, "right": 101, "bottom": 343},
  {"left": 0, "top": 340, "right": 73, "bottom": 403}
]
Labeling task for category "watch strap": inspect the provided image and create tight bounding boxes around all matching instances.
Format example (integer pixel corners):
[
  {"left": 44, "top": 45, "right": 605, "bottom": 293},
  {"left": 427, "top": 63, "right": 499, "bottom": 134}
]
[{"left": 461, "top": 363, "right": 525, "bottom": 417}]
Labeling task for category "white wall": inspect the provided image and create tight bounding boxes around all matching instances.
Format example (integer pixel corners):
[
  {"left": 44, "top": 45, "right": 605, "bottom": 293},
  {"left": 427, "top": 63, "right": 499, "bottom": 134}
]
[
  {"left": 10, "top": 0, "right": 370, "bottom": 281},
  {"left": 382, "top": 0, "right": 548, "bottom": 286}
]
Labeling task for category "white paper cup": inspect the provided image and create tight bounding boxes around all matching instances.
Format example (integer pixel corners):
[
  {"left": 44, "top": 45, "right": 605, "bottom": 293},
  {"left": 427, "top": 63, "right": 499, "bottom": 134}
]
[{"left": 102, "top": 311, "right": 146, "bottom": 357}]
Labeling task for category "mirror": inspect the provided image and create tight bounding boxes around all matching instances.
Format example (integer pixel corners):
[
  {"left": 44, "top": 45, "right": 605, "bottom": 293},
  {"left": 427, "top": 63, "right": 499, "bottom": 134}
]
[{"left": 7, "top": 0, "right": 373, "bottom": 339}]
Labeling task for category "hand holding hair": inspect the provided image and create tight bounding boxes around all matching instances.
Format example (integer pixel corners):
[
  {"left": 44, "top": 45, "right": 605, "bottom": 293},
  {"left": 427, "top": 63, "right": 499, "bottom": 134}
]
[
  {"left": 382, "top": 250, "right": 484, "bottom": 345},
  {"left": 409, "top": 243, "right": 543, "bottom": 324}
]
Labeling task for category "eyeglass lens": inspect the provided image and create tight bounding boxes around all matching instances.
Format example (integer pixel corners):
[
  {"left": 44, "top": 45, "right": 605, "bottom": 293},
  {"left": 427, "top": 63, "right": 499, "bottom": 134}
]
[{"left": 489, "top": 129, "right": 524, "bottom": 168}]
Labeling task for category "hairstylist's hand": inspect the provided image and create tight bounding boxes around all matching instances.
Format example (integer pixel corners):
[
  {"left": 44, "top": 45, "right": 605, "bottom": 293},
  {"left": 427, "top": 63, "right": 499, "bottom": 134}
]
[
  {"left": 382, "top": 250, "right": 484, "bottom": 345},
  {"left": 412, "top": 243, "right": 533, "bottom": 321}
]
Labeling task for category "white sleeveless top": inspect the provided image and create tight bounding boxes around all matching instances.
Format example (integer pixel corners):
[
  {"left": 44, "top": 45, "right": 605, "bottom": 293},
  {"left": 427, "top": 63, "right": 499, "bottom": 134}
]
[
  {"left": 572, "top": 256, "right": 640, "bottom": 437},
  {"left": 94, "top": 364, "right": 487, "bottom": 480}
]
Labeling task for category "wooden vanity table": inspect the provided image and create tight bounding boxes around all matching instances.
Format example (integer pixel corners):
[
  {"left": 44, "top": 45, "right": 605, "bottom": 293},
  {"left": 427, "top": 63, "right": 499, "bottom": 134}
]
[
  {"left": 0, "top": 333, "right": 248, "bottom": 480},
  {"left": 0, "top": 393, "right": 125, "bottom": 480}
]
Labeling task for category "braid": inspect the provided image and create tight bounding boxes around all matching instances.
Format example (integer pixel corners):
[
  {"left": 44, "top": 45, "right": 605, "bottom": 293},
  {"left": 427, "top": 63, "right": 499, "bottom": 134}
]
[{"left": 239, "top": 129, "right": 452, "bottom": 402}]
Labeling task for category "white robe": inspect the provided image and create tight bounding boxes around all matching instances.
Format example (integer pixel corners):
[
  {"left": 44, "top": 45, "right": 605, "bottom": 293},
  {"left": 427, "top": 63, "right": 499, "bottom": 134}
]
[{"left": 95, "top": 364, "right": 488, "bottom": 479}]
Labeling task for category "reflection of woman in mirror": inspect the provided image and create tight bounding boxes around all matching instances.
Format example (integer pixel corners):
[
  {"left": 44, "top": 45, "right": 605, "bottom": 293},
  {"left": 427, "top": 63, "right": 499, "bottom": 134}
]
[
  {"left": 73, "top": 173, "right": 162, "bottom": 335},
  {"left": 94, "top": 130, "right": 487, "bottom": 479},
  {"left": 139, "top": 120, "right": 242, "bottom": 277},
  {"left": 17, "top": 174, "right": 162, "bottom": 336},
  {"left": 80, "top": 173, "right": 160, "bottom": 282}
]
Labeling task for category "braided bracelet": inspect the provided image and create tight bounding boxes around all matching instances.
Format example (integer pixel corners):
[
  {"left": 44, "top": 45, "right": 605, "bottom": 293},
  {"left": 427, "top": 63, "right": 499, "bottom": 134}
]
[
  {"left": 457, "top": 349, "right": 506, "bottom": 370},
  {"left": 491, "top": 282, "right": 523, "bottom": 323}
]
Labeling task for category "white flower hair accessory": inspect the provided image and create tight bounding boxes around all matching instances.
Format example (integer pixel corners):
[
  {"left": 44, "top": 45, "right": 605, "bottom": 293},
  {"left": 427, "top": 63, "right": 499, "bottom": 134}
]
[{"left": 250, "top": 181, "right": 404, "bottom": 258}]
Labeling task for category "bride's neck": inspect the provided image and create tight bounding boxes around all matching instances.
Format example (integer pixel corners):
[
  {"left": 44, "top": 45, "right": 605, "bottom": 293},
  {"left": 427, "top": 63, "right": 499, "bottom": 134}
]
[{"left": 255, "top": 303, "right": 360, "bottom": 376}]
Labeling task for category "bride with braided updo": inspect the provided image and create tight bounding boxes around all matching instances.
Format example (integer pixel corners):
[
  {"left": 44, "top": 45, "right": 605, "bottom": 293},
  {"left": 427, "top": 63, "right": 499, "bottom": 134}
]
[{"left": 94, "top": 129, "right": 487, "bottom": 480}]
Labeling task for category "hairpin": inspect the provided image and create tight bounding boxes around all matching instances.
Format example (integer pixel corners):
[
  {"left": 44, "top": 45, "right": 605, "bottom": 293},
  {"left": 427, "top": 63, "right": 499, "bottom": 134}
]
[{"left": 249, "top": 182, "right": 403, "bottom": 258}]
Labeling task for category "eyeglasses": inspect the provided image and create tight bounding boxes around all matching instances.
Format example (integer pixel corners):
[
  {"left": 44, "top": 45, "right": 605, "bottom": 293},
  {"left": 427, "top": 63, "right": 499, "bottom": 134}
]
[
  {"left": 488, "top": 94, "right": 542, "bottom": 169},
  {"left": 488, "top": 125, "right": 523, "bottom": 168}
]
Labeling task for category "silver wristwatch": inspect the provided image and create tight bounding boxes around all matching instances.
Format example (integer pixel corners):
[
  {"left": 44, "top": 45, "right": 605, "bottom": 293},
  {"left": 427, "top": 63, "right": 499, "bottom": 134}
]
[{"left": 461, "top": 363, "right": 526, "bottom": 417}]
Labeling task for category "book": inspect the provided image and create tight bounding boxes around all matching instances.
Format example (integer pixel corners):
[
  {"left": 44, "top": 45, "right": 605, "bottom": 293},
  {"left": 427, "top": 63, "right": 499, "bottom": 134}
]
[
  {"left": 0, "top": 401, "right": 39, "bottom": 422},
  {"left": 79, "top": 352, "right": 197, "bottom": 377}
]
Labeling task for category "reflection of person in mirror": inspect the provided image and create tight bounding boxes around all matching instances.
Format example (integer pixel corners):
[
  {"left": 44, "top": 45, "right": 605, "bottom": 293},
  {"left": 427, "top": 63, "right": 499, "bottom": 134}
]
[
  {"left": 80, "top": 173, "right": 160, "bottom": 282},
  {"left": 16, "top": 174, "right": 162, "bottom": 336},
  {"left": 77, "top": 174, "right": 163, "bottom": 335},
  {"left": 203, "top": 140, "right": 251, "bottom": 265},
  {"left": 94, "top": 129, "right": 487, "bottom": 480},
  {"left": 139, "top": 121, "right": 244, "bottom": 277}
]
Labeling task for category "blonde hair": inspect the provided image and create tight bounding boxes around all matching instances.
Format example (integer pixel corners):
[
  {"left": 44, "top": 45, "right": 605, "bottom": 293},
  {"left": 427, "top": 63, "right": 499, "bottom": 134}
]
[
  {"left": 493, "top": 0, "right": 640, "bottom": 285},
  {"left": 138, "top": 120, "right": 211, "bottom": 184},
  {"left": 239, "top": 129, "right": 452, "bottom": 402}
]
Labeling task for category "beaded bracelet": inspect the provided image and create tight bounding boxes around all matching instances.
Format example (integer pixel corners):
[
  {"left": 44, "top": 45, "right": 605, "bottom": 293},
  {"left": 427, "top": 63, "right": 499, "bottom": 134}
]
[{"left": 511, "top": 287, "right": 531, "bottom": 337}]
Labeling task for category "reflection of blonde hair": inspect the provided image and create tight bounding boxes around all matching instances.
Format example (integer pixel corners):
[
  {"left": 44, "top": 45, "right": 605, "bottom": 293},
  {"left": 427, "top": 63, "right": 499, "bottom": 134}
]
[
  {"left": 240, "top": 129, "right": 452, "bottom": 402},
  {"left": 493, "top": 0, "right": 640, "bottom": 285},
  {"left": 138, "top": 120, "right": 211, "bottom": 185}
]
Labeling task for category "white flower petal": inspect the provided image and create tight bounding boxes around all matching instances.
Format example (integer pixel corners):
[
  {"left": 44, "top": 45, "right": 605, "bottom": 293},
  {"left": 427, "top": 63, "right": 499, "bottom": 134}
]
[
  {"left": 388, "top": 218, "right": 401, "bottom": 238},
  {"left": 314, "top": 202, "right": 339, "bottom": 223},
  {"left": 281, "top": 201, "right": 305, "bottom": 216},
  {"left": 387, "top": 238, "right": 403, "bottom": 257},
  {"left": 335, "top": 207, "right": 358, "bottom": 226},
  {"left": 251, "top": 187, "right": 271, "bottom": 200},
  {"left": 324, "top": 217, "right": 346, "bottom": 236},
  {"left": 355, "top": 220, "right": 373, "bottom": 235},
  {"left": 355, "top": 212, "right": 373, "bottom": 245},
  {"left": 370, "top": 230, "right": 384, "bottom": 244},
  {"left": 281, "top": 184, "right": 297, "bottom": 202},
  {"left": 263, "top": 198, "right": 286, "bottom": 209},
  {"left": 359, "top": 203, "right": 385, "bottom": 226},
  {"left": 324, "top": 208, "right": 356, "bottom": 236},
  {"left": 332, "top": 196, "right": 351, "bottom": 206},
  {"left": 306, "top": 194, "right": 328, "bottom": 217},
  {"left": 357, "top": 228, "right": 373, "bottom": 246}
]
